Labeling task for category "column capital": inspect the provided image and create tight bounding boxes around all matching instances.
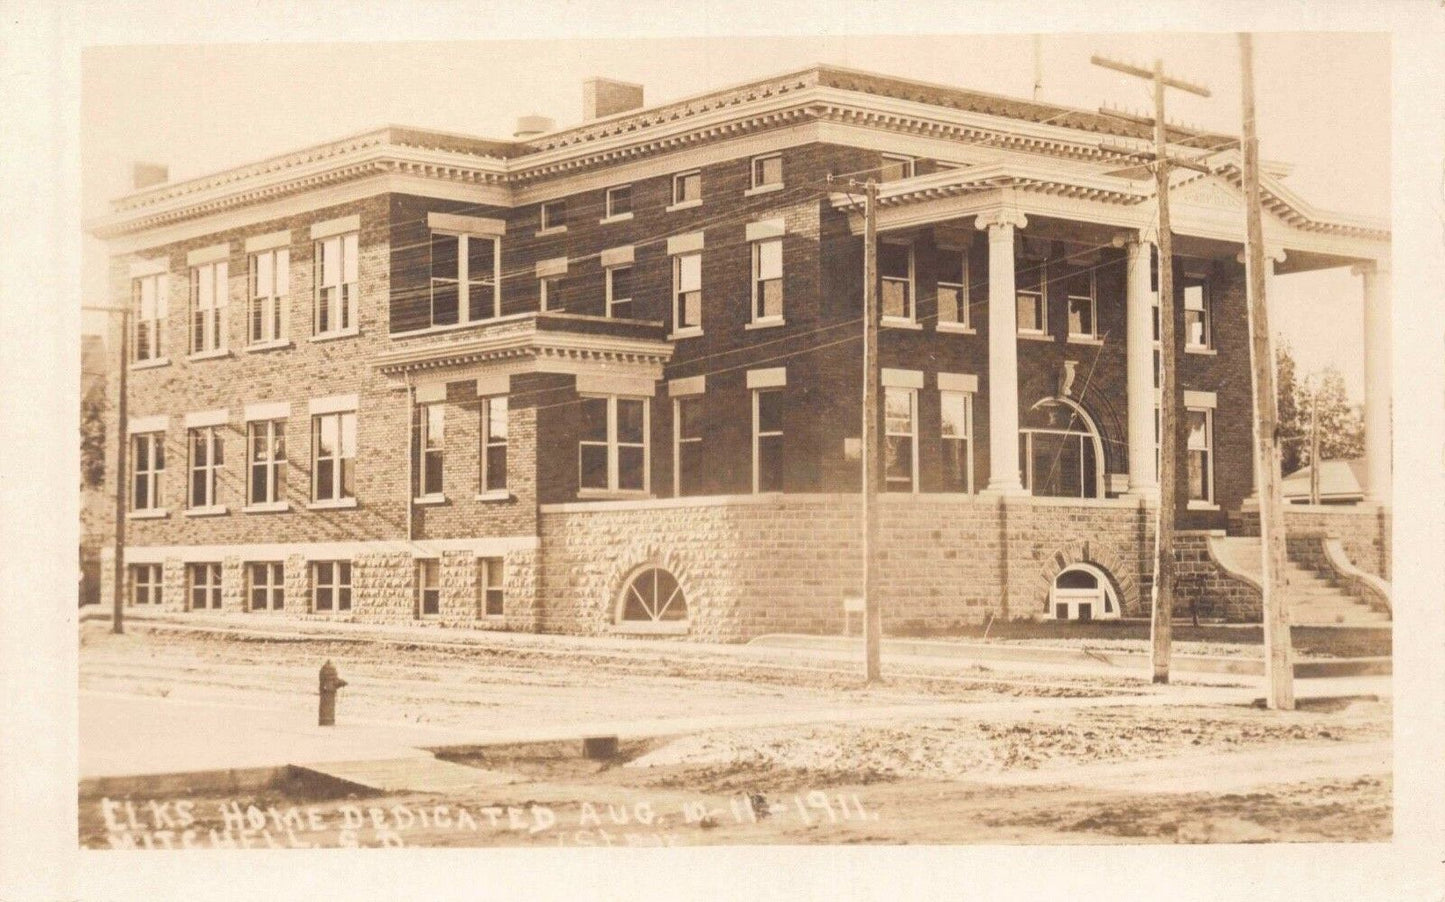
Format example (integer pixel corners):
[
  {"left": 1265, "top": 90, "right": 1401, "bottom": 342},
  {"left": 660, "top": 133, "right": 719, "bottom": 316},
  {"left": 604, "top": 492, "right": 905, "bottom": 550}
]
[
  {"left": 1236, "top": 246, "right": 1287, "bottom": 264},
  {"left": 1352, "top": 259, "right": 1389, "bottom": 277},
  {"left": 975, "top": 208, "right": 1028, "bottom": 233},
  {"left": 1111, "top": 230, "right": 1153, "bottom": 250}
]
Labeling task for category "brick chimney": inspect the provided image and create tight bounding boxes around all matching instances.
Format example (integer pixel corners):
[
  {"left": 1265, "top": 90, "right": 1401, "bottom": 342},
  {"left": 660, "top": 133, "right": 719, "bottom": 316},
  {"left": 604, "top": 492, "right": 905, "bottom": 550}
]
[
  {"left": 583, "top": 77, "right": 644, "bottom": 121},
  {"left": 132, "top": 162, "right": 168, "bottom": 190}
]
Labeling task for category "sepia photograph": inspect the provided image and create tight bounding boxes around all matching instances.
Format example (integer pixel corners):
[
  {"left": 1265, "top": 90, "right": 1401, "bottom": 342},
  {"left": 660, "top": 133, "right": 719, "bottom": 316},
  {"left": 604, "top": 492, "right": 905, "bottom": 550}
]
[{"left": 3, "top": 2, "right": 1444, "bottom": 900}]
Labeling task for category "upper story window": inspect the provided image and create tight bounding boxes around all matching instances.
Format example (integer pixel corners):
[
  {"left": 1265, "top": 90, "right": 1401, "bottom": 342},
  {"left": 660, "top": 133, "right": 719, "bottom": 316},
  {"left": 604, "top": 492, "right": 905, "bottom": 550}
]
[
  {"left": 131, "top": 273, "right": 168, "bottom": 363},
  {"left": 672, "top": 252, "right": 702, "bottom": 335},
  {"left": 429, "top": 231, "right": 498, "bottom": 326},
  {"left": 604, "top": 185, "right": 632, "bottom": 221},
  {"left": 671, "top": 171, "right": 702, "bottom": 208},
  {"left": 937, "top": 249, "right": 969, "bottom": 329},
  {"left": 312, "top": 410, "right": 356, "bottom": 503},
  {"left": 314, "top": 233, "right": 358, "bottom": 337},
  {"left": 416, "top": 403, "right": 444, "bottom": 499},
  {"left": 131, "top": 432, "right": 165, "bottom": 511},
  {"left": 247, "top": 418, "right": 286, "bottom": 506},
  {"left": 480, "top": 395, "right": 508, "bottom": 494},
  {"left": 540, "top": 200, "right": 566, "bottom": 232},
  {"left": 884, "top": 387, "right": 917, "bottom": 493},
  {"left": 189, "top": 261, "right": 228, "bottom": 355},
  {"left": 1187, "top": 407, "right": 1215, "bottom": 504},
  {"left": 879, "top": 154, "right": 915, "bottom": 182},
  {"left": 879, "top": 241, "right": 914, "bottom": 321},
  {"left": 752, "top": 238, "right": 783, "bottom": 323},
  {"left": 187, "top": 425, "right": 225, "bottom": 510},
  {"left": 539, "top": 272, "right": 565, "bottom": 312},
  {"left": 579, "top": 395, "right": 649, "bottom": 494},
  {"left": 1017, "top": 258, "right": 1047, "bottom": 334},
  {"left": 940, "top": 389, "right": 974, "bottom": 494},
  {"left": 606, "top": 265, "right": 633, "bottom": 318},
  {"left": 1065, "top": 266, "right": 1097, "bottom": 339},
  {"left": 751, "top": 154, "right": 783, "bottom": 191},
  {"left": 1183, "top": 274, "right": 1212, "bottom": 349},
  {"left": 248, "top": 249, "right": 289, "bottom": 345}
]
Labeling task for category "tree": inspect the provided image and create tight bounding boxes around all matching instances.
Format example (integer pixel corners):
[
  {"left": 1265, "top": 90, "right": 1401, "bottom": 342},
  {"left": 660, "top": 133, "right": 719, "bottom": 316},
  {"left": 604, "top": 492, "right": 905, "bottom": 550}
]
[
  {"left": 1299, "top": 366, "right": 1364, "bottom": 467},
  {"left": 80, "top": 380, "right": 107, "bottom": 490},
  {"left": 1275, "top": 339, "right": 1304, "bottom": 475}
]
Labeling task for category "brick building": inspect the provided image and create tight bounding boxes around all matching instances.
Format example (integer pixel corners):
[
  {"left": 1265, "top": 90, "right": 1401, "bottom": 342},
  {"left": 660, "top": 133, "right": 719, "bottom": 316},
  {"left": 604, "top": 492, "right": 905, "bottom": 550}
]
[{"left": 89, "top": 65, "right": 1392, "bottom": 639}]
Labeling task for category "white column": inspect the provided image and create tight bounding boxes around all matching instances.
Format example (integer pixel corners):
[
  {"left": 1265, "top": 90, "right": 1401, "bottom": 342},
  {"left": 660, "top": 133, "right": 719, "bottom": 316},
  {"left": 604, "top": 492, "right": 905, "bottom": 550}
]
[
  {"left": 1121, "top": 235, "right": 1158, "bottom": 498},
  {"left": 977, "top": 209, "right": 1028, "bottom": 494},
  {"left": 1355, "top": 260, "right": 1392, "bottom": 505}
]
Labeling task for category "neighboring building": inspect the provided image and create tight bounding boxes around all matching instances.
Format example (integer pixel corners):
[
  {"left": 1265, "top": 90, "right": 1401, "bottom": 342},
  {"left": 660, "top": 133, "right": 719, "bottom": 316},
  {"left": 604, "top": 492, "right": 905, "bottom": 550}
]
[
  {"left": 1282, "top": 458, "right": 1367, "bottom": 505},
  {"left": 88, "top": 65, "right": 1392, "bottom": 637}
]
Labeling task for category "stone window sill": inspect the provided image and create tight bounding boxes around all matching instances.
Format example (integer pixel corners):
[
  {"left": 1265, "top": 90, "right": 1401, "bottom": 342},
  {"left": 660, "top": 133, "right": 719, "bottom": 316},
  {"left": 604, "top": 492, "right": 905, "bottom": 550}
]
[
  {"left": 744, "top": 183, "right": 784, "bottom": 197},
  {"left": 1018, "top": 331, "right": 1054, "bottom": 342},
  {"left": 475, "top": 490, "right": 512, "bottom": 502},
  {"left": 1187, "top": 500, "right": 1220, "bottom": 511},
  {"left": 881, "top": 317, "right": 922, "bottom": 331},
  {"left": 936, "top": 322, "right": 976, "bottom": 335},
  {"left": 185, "top": 505, "right": 228, "bottom": 517},
  {"left": 413, "top": 494, "right": 448, "bottom": 506},
  {"left": 245, "top": 339, "right": 293, "bottom": 353},
  {"left": 127, "top": 508, "right": 168, "bottom": 520},
  {"left": 310, "top": 328, "right": 360, "bottom": 344},
  {"left": 535, "top": 226, "right": 568, "bottom": 238},
  {"left": 668, "top": 327, "right": 704, "bottom": 340},
  {"left": 665, "top": 199, "right": 703, "bottom": 213},
  {"left": 130, "top": 357, "right": 171, "bottom": 371},
  {"left": 599, "top": 213, "right": 634, "bottom": 225},
  {"left": 187, "top": 348, "right": 232, "bottom": 362},
  {"left": 1185, "top": 346, "right": 1218, "bottom": 356},
  {"left": 577, "top": 489, "right": 653, "bottom": 501},
  {"left": 745, "top": 317, "right": 786, "bottom": 331},
  {"left": 307, "top": 497, "right": 358, "bottom": 510},
  {"left": 611, "top": 620, "right": 689, "bottom": 636},
  {"left": 1067, "top": 335, "right": 1104, "bottom": 346},
  {"left": 242, "top": 501, "right": 291, "bottom": 513}
]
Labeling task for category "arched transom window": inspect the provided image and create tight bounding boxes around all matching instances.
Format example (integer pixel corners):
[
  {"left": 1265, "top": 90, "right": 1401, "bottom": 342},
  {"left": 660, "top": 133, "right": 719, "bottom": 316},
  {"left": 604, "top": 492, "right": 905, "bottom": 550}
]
[
  {"left": 1019, "top": 396, "right": 1106, "bottom": 498},
  {"left": 617, "top": 566, "right": 689, "bottom": 632},
  {"left": 1048, "top": 564, "right": 1120, "bottom": 621}
]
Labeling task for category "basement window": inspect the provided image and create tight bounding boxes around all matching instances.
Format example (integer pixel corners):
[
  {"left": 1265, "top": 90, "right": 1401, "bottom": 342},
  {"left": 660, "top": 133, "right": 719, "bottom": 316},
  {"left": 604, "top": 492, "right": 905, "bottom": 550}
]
[
  {"left": 618, "top": 566, "right": 689, "bottom": 631},
  {"left": 1048, "top": 564, "right": 1119, "bottom": 621}
]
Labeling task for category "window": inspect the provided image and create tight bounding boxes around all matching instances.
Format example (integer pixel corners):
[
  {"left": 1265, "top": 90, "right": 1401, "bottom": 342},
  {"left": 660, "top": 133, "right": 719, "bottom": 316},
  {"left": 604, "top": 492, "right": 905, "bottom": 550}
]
[
  {"left": 247, "top": 419, "right": 286, "bottom": 506},
  {"left": 479, "top": 558, "right": 504, "bottom": 618},
  {"left": 248, "top": 562, "right": 284, "bottom": 611},
  {"left": 539, "top": 273, "right": 564, "bottom": 312},
  {"left": 130, "top": 564, "right": 162, "bottom": 606},
  {"left": 880, "top": 242, "right": 914, "bottom": 321},
  {"left": 131, "top": 432, "right": 165, "bottom": 511},
  {"left": 752, "top": 238, "right": 783, "bottom": 322},
  {"left": 751, "top": 154, "right": 782, "bottom": 190},
  {"left": 314, "top": 232, "right": 358, "bottom": 336},
  {"left": 187, "top": 563, "right": 222, "bottom": 611},
  {"left": 753, "top": 388, "right": 784, "bottom": 493},
  {"left": 1065, "top": 266, "right": 1097, "bottom": 339},
  {"left": 937, "top": 249, "right": 969, "bottom": 328},
  {"left": 606, "top": 265, "right": 633, "bottom": 318},
  {"left": 311, "top": 411, "right": 356, "bottom": 502},
  {"left": 188, "top": 426, "right": 224, "bottom": 509},
  {"left": 131, "top": 273, "right": 168, "bottom": 363},
  {"left": 480, "top": 395, "right": 507, "bottom": 493},
  {"left": 429, "top": 232, "right": 498, "bottom": 326},
  {"left": 248, "top": 248, "right": 289, "bottom": 345},
  {"left": 416, "top": 403, "right": 444, "bottom": 498},
  {"left": 940, "top": 390, "right": 974, "bottom": 493},
  {"left": 1017, "top": 258, "right": 1046, "bottom": 334},
  {"left": 540, "top": 200, "right": 566, "bottom": 231},
  {"left": 189, "top": 261, "right": 228, "bottom": 354},
  {"left": 674, "top": 395, "right": 704, "bottom": 497},
  {"left": 579, "top": 396, "right": 649, "bottom": 494},
  {"left": 618, "top": 566, "right": 688, "bottom": 628},
  {"left": 1019, "top": 398, "right": 1102, "bottom": 498},
  {"left": 605, "top": 185, "right": 632, "bottom": 219},
  {"left": 672, "top": 171, "right": 701, "bottom": 206},
  {"left": 1187, "top": 408, "right": 1214, "bottom": 503},
  {"left": 884, "top": 387, "right": 917, "bottom": 492},
  {"left": 673, "top": 252, "right": 702, "bottom": 333},
  {"left": 1049, "top": 565, "right": 1121, "bottom": 621},
  {"left": 417, "top": 559, "right": 440, "bottom": 617},
  {"left": 1183, "top": 274, "right": 1211, "bottom": 349},
  {"left": 311, "top": 561, "right": 351, "bottom": 612},
  {"left": 879, "top": 154, "right": 915, "bottom": 182}
]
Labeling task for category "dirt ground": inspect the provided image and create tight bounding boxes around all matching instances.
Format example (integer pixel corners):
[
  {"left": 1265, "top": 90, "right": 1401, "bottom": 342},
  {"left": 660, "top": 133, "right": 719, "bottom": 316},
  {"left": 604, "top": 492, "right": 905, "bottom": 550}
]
[{"left": 79, "top": 623, "right": 1391, "bottom": 847}]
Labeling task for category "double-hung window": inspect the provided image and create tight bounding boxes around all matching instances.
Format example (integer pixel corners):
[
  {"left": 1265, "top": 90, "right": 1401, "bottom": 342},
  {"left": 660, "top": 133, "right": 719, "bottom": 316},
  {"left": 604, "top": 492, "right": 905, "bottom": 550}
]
[
  {"left": 752, "top": 388, "right": 784, "bottom": 493},
  {"left": 880, "top": 242, "right": 914, "bottom": 321},
  {"left": 131, "top": 432, "right": 165, "bottom": 511},
  {"left": 189, "top": 261, "right": 228, "bottom": 355},
  {"left": 314, "top": 232, "right": 358, "bottom": 336},
  {"left": 311, "top": 561, "right": 352, "bottom": 612},
  {"left": 673, "top": 395, "right": 704, "bottom": 497},
  {"left": 604, "top": 185, "right": 632, "bottom": 220},
  {"left": 429, "top": 231, "right": 498, "bottom": 326},
  {"left": 130, "top": 563, "right": 162, "bottom": 606},
  {"left": 1187, "top": 408, "right": 1215, "bottom": 504},
  {"left": 884, "top": 387, "right": 917, "bottom": 492},
  {"left": 417, "top": 559, "right": 440, "bottom": 617},
  {"left": 671, "top": 171, "right": 701, "bottom": 208},
  {"left": 673, "top": 252, "right": 702, "bottom": 334},
  {"left": 751, "top": 238, "right": 784, "bottom": 323},
  {"left": 1065, "top": 266, "right": 1097, "bottom": 339},
  {"left": 480, "top": 395, "right": 508, "bottom": 494},
  {"left": 1183, "top": 274, "right": 1212, "bottom": 349},
  {"left": 311, "top": 411, "right": 356, "bottom": 503},
  {"left": 479, "top": 558, "right": 504, "bottom": 618},
  {"left": 540, "top": 200, "right": 566, "bottom": 232},
  {"left": 940, "top": 390, "right": 974, "bottom": 493},
  {"left": 751, "top": 154, "right": 782, "bottom": 191},
  {"left": 416, "top": 403, "right": 444, "bottom": 499},
  {"left": 248, "top": 248, "right": 288, "bottom": 345},
  {"left": 247, "top": 419, "right": 286, "bottom": 506},
  {"left": 131, "top": 273, "right": 167, "bottom": 363},
  {"left": 248, "top": 562, "right": 284, "bottom": 611},
  {"left": 1017, "top": 257, "right": 1047, "bottom": 334},
  {"left": 579, "top": 396, "right": 649, "bottom": 494},
  {"left": 539, "top": 273, "right": 564, "bottom": 312},
  {"left": 187, "top": 563, "right": 222, "bottom": 611},
  {"left": 937, "top": 249, "right": 969, "bottom": 329},
  {"left": 188, "top": 426, "right": 224, "bottom": 510},
  {"left": 606, "top": 265, "right": 633, "bottom": 318}
]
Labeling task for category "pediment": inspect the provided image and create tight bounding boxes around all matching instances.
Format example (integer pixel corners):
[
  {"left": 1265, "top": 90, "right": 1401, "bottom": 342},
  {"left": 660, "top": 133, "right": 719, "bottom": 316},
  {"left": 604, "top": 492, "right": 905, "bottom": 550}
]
[{"left": 1170, "top": 175, "right": 1244, "bottom": 211}]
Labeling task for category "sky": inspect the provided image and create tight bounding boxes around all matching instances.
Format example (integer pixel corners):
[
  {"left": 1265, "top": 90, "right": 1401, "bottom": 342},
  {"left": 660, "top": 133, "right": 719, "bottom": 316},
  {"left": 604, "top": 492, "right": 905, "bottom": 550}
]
[{"left": 80, "top": 31, "right": 1390, "bottom": 398}]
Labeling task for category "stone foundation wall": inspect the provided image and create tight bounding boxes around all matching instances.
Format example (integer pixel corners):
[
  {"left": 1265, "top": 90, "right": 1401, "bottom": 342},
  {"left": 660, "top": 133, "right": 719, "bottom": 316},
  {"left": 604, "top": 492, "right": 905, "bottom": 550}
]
[{"left": 1230, "top": 504, "right": 1391, "bottom": 580}]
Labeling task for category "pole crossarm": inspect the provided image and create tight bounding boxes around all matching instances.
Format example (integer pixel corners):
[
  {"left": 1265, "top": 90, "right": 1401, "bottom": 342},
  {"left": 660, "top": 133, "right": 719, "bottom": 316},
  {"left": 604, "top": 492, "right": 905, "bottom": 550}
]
[{"left": 1091, "top": 55, "right": 1212, "bottom": 97}]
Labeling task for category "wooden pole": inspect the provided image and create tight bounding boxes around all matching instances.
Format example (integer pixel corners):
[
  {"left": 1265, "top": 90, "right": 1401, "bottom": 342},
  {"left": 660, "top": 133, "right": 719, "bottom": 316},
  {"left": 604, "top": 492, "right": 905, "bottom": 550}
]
[
  {"left": 111, "top": 310, "right": 129, "bottom": 634},
  {"left": 1309, "top": 380, "right": 1321, "bottom": 505},
  {"left": 861, "top": 179, "right": 882, "bottom": 684},
  {"left": 1239, "top": 31, "right": 1296, "bottom": 710}
]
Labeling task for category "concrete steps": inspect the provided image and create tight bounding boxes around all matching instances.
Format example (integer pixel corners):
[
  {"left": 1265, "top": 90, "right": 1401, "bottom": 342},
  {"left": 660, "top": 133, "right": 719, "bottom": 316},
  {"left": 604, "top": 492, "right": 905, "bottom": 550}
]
[
  {"left": 294, "top": 755, "right": 517, "bottom": 794},
  {"left": 1214, "top": 537, "right": 1390, "bottom": 626}
]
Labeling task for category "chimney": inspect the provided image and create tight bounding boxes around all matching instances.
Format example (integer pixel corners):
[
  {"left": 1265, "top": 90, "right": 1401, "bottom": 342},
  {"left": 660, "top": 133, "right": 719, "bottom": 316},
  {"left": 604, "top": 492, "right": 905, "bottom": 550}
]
[
  {"left": 583, "top": 77, "right": 644, "bottom": 121},
  {"left": 132, "top": 162, "right": 168, "bottom": 190},
  {"left": 513, "top": 115, "right": 555, "bottom": 140}
]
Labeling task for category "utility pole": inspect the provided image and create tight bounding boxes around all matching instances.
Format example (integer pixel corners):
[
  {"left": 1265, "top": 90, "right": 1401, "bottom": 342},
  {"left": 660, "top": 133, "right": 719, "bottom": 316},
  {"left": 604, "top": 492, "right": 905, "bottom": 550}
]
[
  {"left": 84, "top": 304, "right": 129, "bottom": 634},
  {"left": 1093, "top": 54, "right": 1212, "bottom": 684},
  {"left": 1239, "top": 31, "right": 1296, "bottom": 710},
  {"left": 859, "top": 178, "right": 882, "bottom": 684},
  {"left": 1309, "top": 379, "right": 1321, "bottom": 505}
]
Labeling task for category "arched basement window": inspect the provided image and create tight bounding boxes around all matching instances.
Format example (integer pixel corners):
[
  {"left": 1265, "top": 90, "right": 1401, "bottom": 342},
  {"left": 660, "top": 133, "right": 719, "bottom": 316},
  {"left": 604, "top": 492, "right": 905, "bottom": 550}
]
[
  {"left": 617, "top": 566, "right": 689, "bottom": 632},
  {"left": 1048, "top": 563, "right": 1120, "bottom": 621},
  {"left": 1019, "top": 396, "right": 1105, "bottom": 498}
]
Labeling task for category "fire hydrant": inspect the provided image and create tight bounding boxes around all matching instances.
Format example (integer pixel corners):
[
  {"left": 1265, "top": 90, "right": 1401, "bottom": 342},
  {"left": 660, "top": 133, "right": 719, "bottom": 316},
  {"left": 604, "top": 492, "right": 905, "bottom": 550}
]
[{"left": 318, "top": 660, "right": 347, "bottom": 726}]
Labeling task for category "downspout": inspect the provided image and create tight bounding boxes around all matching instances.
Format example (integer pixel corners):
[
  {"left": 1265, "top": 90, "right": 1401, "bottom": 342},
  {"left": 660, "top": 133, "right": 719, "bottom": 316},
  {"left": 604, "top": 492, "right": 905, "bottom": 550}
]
[{"left": 405, "top": 372, "right": 414, "bottom": 544}]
